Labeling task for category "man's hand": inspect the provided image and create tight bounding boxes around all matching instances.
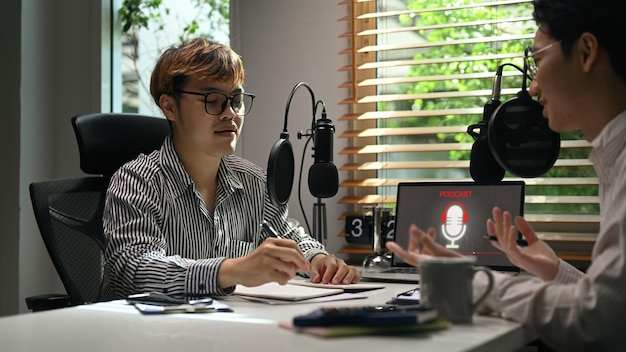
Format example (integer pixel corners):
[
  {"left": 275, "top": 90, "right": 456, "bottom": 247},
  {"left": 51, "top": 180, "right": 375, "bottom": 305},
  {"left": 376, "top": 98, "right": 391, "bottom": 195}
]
[
  {"left": 218, "top": 237, "right": 310, "bottom": 288},
  {"left": 386, "top": 225, "right": 461, "bottom": 267},
  {"left": 309, "top": 254, "right": 362, "bottom": 284},
  {"left": 487, "top": 207, "right": 559, "bottom": 280}
]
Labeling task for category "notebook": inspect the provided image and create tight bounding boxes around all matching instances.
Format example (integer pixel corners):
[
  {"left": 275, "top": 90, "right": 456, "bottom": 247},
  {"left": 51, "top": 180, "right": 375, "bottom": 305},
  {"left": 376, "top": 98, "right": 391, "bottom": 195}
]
[
  {"left": 361, "top": 181, "right": 525, "bottom": 282},
  {"left": 234, "top": 282, "right": 344, "bottom": 301}
]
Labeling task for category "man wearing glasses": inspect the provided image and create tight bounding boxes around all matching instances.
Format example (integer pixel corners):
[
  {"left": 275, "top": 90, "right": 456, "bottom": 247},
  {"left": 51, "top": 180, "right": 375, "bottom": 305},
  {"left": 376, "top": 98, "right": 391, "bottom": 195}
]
[
  {"left": 103, "top": 38, "right": 361, "bottom": 299},
  {"left": 387, "top": 0, "right": 626, "bottom": 350}
]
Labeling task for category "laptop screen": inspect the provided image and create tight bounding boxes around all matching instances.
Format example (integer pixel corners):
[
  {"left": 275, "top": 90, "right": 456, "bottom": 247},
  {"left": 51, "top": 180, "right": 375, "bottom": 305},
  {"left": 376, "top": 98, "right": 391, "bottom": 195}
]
[{"left": 392, "top": 181, "right": 525, "bottom": 272}]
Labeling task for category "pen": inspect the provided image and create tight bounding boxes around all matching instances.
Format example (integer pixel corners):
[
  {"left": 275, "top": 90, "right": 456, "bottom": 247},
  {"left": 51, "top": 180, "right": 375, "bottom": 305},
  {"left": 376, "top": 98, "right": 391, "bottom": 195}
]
[
  {"left": 261, "top": 221, "right": 311, "bottom": 279},
  {"left": 484, "top": 235, "right": 528, "bottom": 247},
  {"left": 397, "top": 287, "right": 419, "bottom": 297},
  {"left": 261, "top": 221, "right": 282, "bottom": 239}
]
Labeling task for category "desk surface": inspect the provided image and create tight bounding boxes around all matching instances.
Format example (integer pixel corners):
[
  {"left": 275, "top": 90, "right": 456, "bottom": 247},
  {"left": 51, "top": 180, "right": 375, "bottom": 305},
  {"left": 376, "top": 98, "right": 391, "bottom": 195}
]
[{"left": 0, "top": 282, "right": 533, "bottom": 352}]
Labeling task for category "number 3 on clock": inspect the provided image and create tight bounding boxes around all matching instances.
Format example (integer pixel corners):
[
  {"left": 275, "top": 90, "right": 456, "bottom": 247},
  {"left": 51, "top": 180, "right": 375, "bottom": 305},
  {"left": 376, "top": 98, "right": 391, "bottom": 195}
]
[{"left": 344, "top": 214, "right": 372, "bottom": 244}]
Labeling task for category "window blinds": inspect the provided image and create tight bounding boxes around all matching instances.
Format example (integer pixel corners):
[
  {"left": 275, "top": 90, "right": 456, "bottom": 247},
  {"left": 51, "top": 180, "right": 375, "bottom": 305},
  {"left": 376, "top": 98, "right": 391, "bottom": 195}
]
[{"left": 337, "top": 0, "right": 598, "bottom": 239}]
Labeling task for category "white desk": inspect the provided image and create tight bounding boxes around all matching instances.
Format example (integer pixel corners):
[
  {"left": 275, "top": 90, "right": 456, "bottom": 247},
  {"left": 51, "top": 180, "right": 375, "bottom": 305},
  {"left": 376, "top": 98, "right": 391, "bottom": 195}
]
[{"left": 0, "top": 282, "right": 534, "bottom": 351}]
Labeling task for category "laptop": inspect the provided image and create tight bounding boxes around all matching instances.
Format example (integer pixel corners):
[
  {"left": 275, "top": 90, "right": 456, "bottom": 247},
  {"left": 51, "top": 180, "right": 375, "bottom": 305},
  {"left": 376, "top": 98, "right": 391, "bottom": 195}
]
[{"left": 361, "top": 181, "right": 525, "bottom": 283}]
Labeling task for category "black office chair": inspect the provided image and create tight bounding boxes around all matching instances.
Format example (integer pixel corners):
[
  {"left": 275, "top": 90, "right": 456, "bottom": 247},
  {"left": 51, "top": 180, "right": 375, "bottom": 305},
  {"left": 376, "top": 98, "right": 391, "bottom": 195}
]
[
  {"left": 25, "top": 113, "right": 170, "bottom": 312},
  {"left": 72, "top": 113, "right": 171, "bottom": 179}
]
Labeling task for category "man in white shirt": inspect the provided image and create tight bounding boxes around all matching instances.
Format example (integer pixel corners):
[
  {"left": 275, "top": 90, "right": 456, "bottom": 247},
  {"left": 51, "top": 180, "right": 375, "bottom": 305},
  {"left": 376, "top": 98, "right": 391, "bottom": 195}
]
[{"left": 386, "top": 0, "right": 626, "bottom": 350}]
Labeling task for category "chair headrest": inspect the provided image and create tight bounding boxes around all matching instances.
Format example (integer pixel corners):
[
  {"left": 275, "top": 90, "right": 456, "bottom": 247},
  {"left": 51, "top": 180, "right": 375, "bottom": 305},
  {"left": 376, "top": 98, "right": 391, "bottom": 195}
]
[{"left": 71, "top": 113, "right": 170, "bottom": 176}]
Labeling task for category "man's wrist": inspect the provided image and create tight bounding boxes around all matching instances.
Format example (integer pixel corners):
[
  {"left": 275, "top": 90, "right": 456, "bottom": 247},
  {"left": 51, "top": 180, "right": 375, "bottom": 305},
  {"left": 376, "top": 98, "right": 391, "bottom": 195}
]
[
  {"left": 217, "top": 257, "right": 241, "bottom": 289},
  {"left": 310, "top": 253, "right": 327, "bottom": 268}
]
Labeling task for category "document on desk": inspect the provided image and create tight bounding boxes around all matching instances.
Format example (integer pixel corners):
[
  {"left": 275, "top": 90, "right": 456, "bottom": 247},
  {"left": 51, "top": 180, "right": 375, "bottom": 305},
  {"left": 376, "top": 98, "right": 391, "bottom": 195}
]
[
  {"left": 233, "top": 282, "right": 367, "bottom": 304},
  {"left": 287, "top": 279, "right": 385, "bottom": 293},
  {"left": 133, "top": 299, "right": 233, "bottom": 314}
]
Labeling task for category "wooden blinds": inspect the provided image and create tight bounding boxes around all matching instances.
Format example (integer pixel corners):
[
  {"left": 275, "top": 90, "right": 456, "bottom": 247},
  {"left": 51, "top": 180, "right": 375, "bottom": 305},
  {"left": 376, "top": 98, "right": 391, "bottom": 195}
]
[{"left": 337, "top": 0, "right": 599, "bottom": 239}]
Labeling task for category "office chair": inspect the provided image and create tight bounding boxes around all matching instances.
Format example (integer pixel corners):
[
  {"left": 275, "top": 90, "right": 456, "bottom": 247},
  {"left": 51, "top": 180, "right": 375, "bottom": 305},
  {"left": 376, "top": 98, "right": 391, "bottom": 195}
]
[{"left": 25, "top": 113, "right": 170, "bottom": 312}]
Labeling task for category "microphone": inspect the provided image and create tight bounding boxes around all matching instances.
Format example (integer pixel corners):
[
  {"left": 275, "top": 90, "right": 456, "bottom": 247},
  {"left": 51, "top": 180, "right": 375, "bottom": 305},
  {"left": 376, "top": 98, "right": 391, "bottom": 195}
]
[
  {"left": 488, "top": 53, "right": 559, "bottom": 178},
  {"left": 440, "top": 201, "right": 468, "bottom": 249},
  {"left": 308, "top": 111, "right": 339, "bottom": 198},
  {"left": 467, "top": 63, "right": 560, "bottom": 182},
  {"left": 469, "top": 137, "right": 505, "bottom": 184}
]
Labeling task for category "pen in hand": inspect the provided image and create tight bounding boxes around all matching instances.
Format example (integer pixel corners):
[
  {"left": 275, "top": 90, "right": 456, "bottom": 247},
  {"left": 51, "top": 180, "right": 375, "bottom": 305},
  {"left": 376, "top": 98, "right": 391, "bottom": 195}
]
[
  {"left": 260, "top": 221, "right": 311, "bottom": 279},
  {"left": 261, "top": 221, "right": 282, "bottom": 239}
]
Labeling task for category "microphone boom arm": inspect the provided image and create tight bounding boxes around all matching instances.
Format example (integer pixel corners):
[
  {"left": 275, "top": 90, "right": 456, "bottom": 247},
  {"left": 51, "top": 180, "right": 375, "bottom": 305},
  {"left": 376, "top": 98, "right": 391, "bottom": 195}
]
[{"left": 283, "top": 82, "right": 317, "bottom": 134}]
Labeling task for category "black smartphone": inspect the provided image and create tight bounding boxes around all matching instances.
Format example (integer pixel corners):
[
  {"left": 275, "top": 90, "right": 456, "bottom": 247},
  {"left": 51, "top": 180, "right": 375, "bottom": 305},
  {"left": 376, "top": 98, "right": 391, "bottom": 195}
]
[
  {"left": 292, "top": 305, "right": 437, "bottom": 327},
  {"left": 484, "top": 235, "right": 528, "bottom": 246},
  {"left": 126, "top": 292, "right": 212, "bottom": 306}
]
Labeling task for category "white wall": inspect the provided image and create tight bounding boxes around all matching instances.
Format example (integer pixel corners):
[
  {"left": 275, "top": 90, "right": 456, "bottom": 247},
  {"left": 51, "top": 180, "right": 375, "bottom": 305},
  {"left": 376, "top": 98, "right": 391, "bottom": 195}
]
[
  {"left": 231, "top": 0, "right": 350, "bottom": 256},
  {"left": 0, "top": 0, "right": 351, "bottom": 316}
]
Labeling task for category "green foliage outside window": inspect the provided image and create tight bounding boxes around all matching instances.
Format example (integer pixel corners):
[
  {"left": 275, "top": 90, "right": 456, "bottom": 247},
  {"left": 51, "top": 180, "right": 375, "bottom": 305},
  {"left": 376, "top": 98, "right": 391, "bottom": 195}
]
[
  {"left": 380, "top": 0, "right": 597, "bottom": 214},
  {"left": 119, "top": 0, "right": 229, "bottom": 41},
  {"left": 117, "top": 0, "right": 229, "bottom": 113}
]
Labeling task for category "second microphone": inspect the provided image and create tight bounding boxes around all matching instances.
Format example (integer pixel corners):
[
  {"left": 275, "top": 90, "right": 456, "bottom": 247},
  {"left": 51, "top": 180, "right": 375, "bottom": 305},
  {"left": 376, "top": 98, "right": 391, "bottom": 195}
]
[{"left": 308, "top": 117, "right": 339, "bottom": 198}]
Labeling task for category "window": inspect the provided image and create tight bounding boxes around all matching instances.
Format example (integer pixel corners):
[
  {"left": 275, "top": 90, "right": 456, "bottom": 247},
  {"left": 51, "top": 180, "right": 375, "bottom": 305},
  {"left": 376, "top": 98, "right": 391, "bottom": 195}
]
[
  {"left": 117, "top": 0, "right": 229, "bottom": 115},
  {"left": 338, "top": 0, "right": 598, "bottom": 241}
]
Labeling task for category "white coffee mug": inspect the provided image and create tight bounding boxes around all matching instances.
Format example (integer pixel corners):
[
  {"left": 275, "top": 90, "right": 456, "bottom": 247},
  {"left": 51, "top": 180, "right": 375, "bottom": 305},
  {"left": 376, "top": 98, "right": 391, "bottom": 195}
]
[{"left": 419, "top": 256, "right": 494, "bottom": 324}]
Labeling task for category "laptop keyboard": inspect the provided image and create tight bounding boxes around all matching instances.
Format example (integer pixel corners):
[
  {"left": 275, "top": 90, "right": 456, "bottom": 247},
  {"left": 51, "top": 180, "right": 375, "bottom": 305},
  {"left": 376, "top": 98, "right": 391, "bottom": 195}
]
[{"left": 385, "top": 267, "right": 420, "bottom": 274}]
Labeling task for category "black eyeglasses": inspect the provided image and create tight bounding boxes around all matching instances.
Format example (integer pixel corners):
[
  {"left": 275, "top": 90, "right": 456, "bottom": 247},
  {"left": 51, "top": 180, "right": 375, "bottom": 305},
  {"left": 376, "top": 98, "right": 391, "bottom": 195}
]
[
  {"left": 524, "top": 41, "right": 560, "bottom": 80},
  {"left": 177, "top": 91, "right": 255, "bottom": 116}
]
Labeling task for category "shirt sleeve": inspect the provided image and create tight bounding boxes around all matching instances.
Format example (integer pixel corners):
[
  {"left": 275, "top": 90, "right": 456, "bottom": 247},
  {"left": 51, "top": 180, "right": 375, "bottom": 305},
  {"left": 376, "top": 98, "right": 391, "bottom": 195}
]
[
  {"left": 103, "top": 165, "right": 234, "bottom": 298},
  {"left": 472, "top": 251, "right": 626, "bottom": 351}
]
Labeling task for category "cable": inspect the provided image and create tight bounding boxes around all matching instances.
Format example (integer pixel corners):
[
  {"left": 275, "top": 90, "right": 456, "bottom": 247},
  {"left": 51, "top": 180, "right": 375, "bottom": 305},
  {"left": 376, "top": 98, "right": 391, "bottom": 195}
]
[
  {"left": 297, "top": 135, "right": 314, "bottom": 235},
  {"left": 313, "top": 99, "right": 327, "bottom": 130}
]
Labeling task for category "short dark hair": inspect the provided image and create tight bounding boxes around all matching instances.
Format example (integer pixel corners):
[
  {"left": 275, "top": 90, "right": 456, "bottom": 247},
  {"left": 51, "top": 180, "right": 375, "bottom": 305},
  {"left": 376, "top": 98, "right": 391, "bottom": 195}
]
[
  {"left": 533, "top": 0, "right": 626, "bottom": 82},
  {"left": 149, "top": 38, "right": 245, "bottom": 106}
]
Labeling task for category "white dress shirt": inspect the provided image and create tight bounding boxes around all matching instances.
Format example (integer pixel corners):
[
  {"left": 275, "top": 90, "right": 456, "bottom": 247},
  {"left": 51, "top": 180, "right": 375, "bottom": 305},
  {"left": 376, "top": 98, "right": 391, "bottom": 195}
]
[{"left": 473, "top": 110, "right": 626, "bottom": 351}]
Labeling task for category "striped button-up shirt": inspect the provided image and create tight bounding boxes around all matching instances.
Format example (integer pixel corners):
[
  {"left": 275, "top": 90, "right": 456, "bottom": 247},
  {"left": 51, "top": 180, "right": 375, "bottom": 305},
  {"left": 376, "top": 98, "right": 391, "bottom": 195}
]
[{"left": 103, "top": 135, "right": 327, "bottom": 298}]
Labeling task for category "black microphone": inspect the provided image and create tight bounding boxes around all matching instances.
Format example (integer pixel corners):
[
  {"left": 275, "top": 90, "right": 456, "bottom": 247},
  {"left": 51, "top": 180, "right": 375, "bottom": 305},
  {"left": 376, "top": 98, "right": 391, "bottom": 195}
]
[
  {"left": 469, "top": 70, "right": 505, "bottom": 184},
  {"left": 308, "top": 113, "right": 339, "bottom": 198},
  {"left": 469, "top": 136, "right": 505, "bottom": 184},
  {"left": 467, "top": 63, "right": 560, "bottom": 182},
  {"left": 487, "top": 52, "right": 559, "bottom": 178}
]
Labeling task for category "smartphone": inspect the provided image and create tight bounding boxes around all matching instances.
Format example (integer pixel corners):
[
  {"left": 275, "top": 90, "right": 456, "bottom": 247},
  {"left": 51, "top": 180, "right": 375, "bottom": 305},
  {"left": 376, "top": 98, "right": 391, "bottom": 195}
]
[
  {"left": 126, "top": 292, "right": 213, "bottom": 306},
  {"left": 484, "top": 235, "right": 528, "bottom": 246},
  {"left": 134, "top": 303, "right": 218, "bottom": 314},
  {"left": 292, "top": 305, "right": 437, "bottom": 327}
]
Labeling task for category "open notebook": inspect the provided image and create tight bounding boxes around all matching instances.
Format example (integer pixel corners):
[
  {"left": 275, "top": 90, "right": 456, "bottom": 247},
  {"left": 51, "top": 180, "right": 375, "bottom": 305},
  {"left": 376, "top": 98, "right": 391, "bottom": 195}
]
[
  {"left": 233, "top": 280, "right": 384, "bottom": 304},
  {"left": 361, "top": 181, "right": 525, "bottom": 282}
]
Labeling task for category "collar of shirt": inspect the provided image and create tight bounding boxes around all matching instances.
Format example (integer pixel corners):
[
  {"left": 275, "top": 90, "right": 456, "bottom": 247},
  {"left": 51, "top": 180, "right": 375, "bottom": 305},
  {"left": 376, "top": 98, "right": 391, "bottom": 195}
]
[
  {"left": 159, "top": 135, "right": 245, "bottom": 199},
  {"left": 591, "top": 109, "right": 626, "bottom": 151},
  {"left": 589, "top": 110, "right": 626, "bottom": 198}
]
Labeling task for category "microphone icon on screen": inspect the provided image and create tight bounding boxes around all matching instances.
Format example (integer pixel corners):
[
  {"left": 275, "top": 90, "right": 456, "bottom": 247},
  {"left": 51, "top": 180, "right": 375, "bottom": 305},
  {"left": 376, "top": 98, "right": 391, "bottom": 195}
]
[{"left": 440, "top": 201, "right": 468, "bottom": 248}]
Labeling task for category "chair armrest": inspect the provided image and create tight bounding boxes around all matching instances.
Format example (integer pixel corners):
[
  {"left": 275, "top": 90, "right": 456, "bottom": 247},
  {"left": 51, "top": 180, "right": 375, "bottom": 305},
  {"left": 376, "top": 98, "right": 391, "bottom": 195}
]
[{"left": 25, "top": 294, "right": 72, "bottom": 312}]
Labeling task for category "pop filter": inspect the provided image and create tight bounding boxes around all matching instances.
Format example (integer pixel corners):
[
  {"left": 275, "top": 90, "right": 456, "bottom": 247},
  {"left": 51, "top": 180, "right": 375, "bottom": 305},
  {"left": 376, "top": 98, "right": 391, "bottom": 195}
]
[
  {"left": 487, "top": 90, "right": 560, "bottom": 178},
  {"left": 468, "top": 63, "right": 560, "bottom": 182},
  {"left": 267, "top": 82, "right": 317, "bottom": 206},
  {"left": 267, "top": 132, "right": 295, "bottom": 206}
]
